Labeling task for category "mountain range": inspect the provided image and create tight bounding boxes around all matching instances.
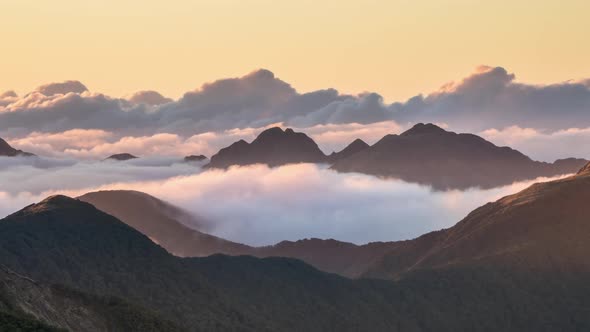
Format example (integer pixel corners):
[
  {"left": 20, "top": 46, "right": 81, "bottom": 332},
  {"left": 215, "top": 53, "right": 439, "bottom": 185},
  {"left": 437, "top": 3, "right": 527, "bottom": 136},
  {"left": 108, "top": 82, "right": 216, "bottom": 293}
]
[
  {"left": 2, "top": 162, "right": 590, "bottom": 330},
  {"left": 79, "top": 190, "right": 394, "bottom": 277},
  {"left": 206, "top": 124, "right": 588, "bottom": 190}
]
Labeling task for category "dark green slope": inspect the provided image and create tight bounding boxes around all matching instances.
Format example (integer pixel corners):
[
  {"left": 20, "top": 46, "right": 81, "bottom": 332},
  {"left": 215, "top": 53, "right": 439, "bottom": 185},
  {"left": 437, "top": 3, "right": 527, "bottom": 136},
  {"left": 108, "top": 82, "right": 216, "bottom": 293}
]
[
  {"left": 1, "top": 195, "right": 590, "bottom": 331},
  {"left": 0, "top": 264, "right": 181, "bottom": 332}
]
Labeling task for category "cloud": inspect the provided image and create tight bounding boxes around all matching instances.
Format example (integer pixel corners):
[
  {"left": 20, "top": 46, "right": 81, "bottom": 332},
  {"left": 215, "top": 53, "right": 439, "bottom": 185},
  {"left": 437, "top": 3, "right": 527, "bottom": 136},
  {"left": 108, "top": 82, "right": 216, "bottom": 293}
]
[
  {"left": 0, "top": 156, "right": 197, "bottom": 196},
  {"left": 6, "top": 121, "right": 403, "bottom": 159},
  {"left": 481, "top": 126, "right": 590, "bottom": 162},
  {"left": 1, "top": 66, "right": 589, "bottom": 152},
  {"left": 0, "top": 161, "right": 568, "bottom": 246},
  {"left": 127, "top": 91, "right": 172, "bottom": 106},
  {"left": 35, "top": 80, "right": 88, "bottom": 96},
  {"left": 0, "top": 91, "right": 18, "bottom": 107},
  {"left": 295, "top": 121, "right": 403, "bottom": 153},
  {"left": 395, "top": 66, "right": 590, "bottom": 131}
]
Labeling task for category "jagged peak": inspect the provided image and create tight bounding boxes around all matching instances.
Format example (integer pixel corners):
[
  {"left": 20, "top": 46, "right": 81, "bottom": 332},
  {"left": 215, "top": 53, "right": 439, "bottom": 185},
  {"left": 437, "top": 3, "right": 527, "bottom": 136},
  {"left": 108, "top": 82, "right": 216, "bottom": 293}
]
[{"left": 348, "top": 138, "right": 369, "bottom": 147}]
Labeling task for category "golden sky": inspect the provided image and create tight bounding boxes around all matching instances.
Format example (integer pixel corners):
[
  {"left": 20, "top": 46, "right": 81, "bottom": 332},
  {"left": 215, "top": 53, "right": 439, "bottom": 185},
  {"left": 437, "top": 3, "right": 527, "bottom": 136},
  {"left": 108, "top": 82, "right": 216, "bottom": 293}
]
[{"left": 1, "top": 0, "right": 588, "bottom": 101}]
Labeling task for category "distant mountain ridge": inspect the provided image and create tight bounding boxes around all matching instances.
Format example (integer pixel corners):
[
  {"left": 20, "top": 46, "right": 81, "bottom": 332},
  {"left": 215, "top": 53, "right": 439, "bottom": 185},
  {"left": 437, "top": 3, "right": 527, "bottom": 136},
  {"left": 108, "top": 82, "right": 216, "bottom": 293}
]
[
  {"left": 331, "top": 123, "right": 588, "bottom": 189},
  {"left": 104, "top": 153, "right": 138, "bottom": 161},
  {"left": 206, "top": 127, "right": 328, "bottom": 168},
  {"left": 205, "top": 123, "right": 587, "bottom": 190},
  {"left": 0, "top": 138, "right": 34, "bottom": 157}
]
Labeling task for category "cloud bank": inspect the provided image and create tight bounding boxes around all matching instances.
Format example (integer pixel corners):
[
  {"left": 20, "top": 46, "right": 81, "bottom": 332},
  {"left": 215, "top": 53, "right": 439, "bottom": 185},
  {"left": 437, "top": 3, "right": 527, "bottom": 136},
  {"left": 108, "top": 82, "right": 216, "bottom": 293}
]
[
  {"left": 0, "top": 160, "right": 567, "bottom": 246},
  {"left": 6, "top": 121, "right": 403, "bottom": 160},
  {"left": 1, "top": 66, "right": 589, "bottom": 139}
]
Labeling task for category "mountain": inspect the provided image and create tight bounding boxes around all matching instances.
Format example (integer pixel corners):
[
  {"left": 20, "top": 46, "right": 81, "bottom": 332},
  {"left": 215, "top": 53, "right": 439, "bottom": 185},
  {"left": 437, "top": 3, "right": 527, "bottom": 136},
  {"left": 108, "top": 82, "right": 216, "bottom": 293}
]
[
  {"left": 1, "top": 195, "right": 590, "bottom": 330},
  {"left": 183, "top": 155, "right": 207, "bottom": 162},
  {"left": 206, "top": 127, "right": 327, "bottom": 168},
  {"left": 78, "top": 190, "right": 250, "bottom": 256},
  {"left": 364, "top": 162, "right": 590, "bottom": 280},
  {"left": 0, "top": 138, "right": 34, "bottom": 157},
  {"left": 252, "top": 238, "right": 400, "bottom": 278},
  {"left": 331, "top": 123, "right": 588, "bottom": 190},
  {"left": 78, "top": 190, "right": 397, "bottom": 277},
  {"left": 104, "top": 153, "right": 138, "bottom": 161},
  {"left": 0, "top": 265, "right": 181, "bottom": 332},
  {"left": 327, "top": 138, "right": 369, "bottom": 162}
]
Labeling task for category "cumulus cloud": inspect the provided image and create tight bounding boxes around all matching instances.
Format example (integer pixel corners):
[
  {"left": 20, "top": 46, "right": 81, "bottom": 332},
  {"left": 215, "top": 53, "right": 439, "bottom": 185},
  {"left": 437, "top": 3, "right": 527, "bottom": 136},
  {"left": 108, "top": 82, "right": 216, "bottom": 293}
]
[
  {"left": 127, "top": 91, "right": 173, "bottom": 106},
  {"left": 0, "top": 161, "right": 567, "bottom": 246},
  {"left": 35, "top": 80, "right": 88, "bottom": 96},
  {"left": 395, "top": 66, "right": 590, "bottom": 131},
  {"left": 1, "top": 66, "right": 590, "bottom": 160},
  {"left": 0, "top": 91, "right": 18, "bottom": 107}
]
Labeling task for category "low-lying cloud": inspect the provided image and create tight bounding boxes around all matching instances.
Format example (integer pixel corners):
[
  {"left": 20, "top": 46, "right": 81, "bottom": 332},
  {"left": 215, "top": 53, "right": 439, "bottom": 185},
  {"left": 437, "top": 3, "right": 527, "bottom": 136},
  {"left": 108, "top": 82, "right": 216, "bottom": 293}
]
[
  {"left": 481, "top": 126, "right": 590, "bottom": 162},
  {"left": 6, "top": 121, "right": 404, "bottom": 160},
  {"left": 0, "top": 160, "right": 567, "bottom": 246}
]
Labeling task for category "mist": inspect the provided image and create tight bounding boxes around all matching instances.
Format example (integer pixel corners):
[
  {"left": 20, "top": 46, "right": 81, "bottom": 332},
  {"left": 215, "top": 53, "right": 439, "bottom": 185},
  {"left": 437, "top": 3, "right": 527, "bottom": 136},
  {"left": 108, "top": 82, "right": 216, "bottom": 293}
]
[{"left": 0, "top": 160, "right": 567, "bottom": 246}]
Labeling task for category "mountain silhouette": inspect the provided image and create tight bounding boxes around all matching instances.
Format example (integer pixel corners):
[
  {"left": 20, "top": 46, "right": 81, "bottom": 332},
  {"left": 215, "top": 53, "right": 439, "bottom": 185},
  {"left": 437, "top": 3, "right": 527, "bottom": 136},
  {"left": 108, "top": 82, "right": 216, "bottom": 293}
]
[
  {"left": 327, "top": 138, "right": 369, "bottom": 163},
  {"left": 331, "top": 123, "right": 588, "bottom": 190},
  {"left": 183, "top": 155, "right": 207, "bottom": 162},
  {"left": 206, "top": 127, "right": 327, "bottom": 168},
  {"left": 0, "top": 138, "right": 34, "bottom": 157},
  {"left": 78, "top": 190, "right": 249, "bottom": 257},
  {"left": 104, "top": 153, "right": 138, "bottom": 161}
]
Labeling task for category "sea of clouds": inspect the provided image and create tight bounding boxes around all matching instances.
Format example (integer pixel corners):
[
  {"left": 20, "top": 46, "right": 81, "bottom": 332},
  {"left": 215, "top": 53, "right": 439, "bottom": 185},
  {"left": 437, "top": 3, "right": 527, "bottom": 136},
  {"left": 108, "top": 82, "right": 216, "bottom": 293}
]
[{"left": 0, "top": 157, "right": 567, "bottom": 246}]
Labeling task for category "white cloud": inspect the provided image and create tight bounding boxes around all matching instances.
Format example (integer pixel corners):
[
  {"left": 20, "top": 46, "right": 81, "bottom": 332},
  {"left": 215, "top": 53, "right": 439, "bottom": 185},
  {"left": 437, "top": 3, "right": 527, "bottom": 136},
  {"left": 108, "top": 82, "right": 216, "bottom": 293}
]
[{"left": 0, "top": 161, "right": 568, "bottom": 246}]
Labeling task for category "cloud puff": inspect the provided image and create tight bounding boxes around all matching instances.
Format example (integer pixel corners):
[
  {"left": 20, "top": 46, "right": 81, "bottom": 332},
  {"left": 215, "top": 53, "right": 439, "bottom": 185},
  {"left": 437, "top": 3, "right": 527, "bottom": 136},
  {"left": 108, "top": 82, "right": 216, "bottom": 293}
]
[
  {"left": 395, "top": 66, "right": 590, "bottom": 131},
  {"left": 0, "top": 161, "right": 568, "bottom": 246},
  {"left": 0, "top": 91, "right": 18, "bottom": 107},
  {"left": 35, "top": 80, "right": 88, "bottom": 96},
  {"left": 1, "top": 66, "right": 589, "bottom": 143},
  {"left": 128, "top": 91, "right": 172, "bottom": 106}
]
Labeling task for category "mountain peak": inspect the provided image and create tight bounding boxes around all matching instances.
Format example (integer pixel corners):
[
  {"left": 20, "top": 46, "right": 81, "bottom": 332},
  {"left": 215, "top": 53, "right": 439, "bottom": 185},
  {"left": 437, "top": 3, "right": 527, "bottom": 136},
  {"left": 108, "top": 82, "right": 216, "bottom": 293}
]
[
  {"left": 207, "top": 127, "right": 326, "bottom": 168},
  {"left": 13, "top": 195, "right": 92, "bottom": 217},
  {"left": 401, "top": 123, "right": 447, "bottom": 136},
  {"left": 0, "top": 137, "right": 35, "bottom": 157},
  {"left": 328, "top": 138, "right": 370, "bottom": 162},
  {"left": 105, "top": 153, "right": 138, "bottom": 161},
  {"left": 350, "top": 138, "right": 369, "bottom": 147}
]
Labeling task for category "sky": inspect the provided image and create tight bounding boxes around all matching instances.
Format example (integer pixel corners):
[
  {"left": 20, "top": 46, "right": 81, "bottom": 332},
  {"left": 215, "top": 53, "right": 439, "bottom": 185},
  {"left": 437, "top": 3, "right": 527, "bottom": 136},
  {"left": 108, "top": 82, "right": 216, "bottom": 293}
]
[{"left": 1, "top": 0, "right": 589, "bottom": 101}]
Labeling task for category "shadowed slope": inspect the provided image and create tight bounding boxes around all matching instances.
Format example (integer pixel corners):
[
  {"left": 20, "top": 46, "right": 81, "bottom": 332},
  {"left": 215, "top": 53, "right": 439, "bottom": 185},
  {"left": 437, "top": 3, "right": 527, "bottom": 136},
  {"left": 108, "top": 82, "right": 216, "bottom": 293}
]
[
  {"left": 365, "top": 162, "right": 590, "bottom": 279},
  {"left": 78, "top": 190, "right": 250, "bottom": 256}
]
